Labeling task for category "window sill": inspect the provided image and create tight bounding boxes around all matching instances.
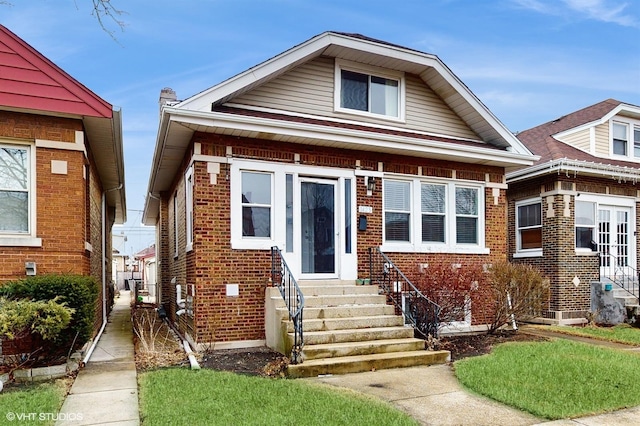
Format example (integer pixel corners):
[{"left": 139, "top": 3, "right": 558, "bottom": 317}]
[
  {"left": 0, "top": 236, "right": 42, "bottom": 247},
  {"left": 513, "top": 250, "right": 543, "bottom": 258},
  {"left": 380, "top": 243, "right": 490, "bottom": 255},
  {"left": 575, "top": 249, "right": 599, "bottom": 256},
  {"left": 231, "top": 239, "right": 276, "bottom": 251},
  {"left": 334, "top": 107, "right": 405, "bottom": 124}
]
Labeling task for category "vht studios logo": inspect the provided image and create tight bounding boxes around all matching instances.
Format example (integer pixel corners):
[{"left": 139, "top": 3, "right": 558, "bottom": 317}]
[{"left": 5, "top": 412, "right": 84, "bottom": 422}]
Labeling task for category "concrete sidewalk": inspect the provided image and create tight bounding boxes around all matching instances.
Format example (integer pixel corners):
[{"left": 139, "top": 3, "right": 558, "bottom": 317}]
[
  {"left": 312, "top": 363, "right": 640, "bottom": 426},
  {"left": 56, "top": 291, "right": 139, "bottom": 426}
]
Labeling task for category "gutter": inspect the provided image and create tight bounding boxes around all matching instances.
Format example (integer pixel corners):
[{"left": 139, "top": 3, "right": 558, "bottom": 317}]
[{"left": 507, "top": 158, "right": 640, "bottom": 184}]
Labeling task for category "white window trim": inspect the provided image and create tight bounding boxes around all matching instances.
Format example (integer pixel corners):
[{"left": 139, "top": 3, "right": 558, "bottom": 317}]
[
  {"left": 514, "top": 198, "right": 542, "bottom": 258},
  {"left": 334, "top": 58, "right": 406, "bottom": 123},
  {"left": 230, "top": 159, "right": 356, "bottom": 252},
  {"left": 185, "top": 166, "right": 194, "bottom": 252},
  {"left": 0, "top": 141, "right": 41, "bottom": 247},
  {"left": 381, "top": 176, "right": 488, "bottom": 254},
  {"left": 575, "top": 199, "right": 596, "bottom": 253},
  {"left": 240, "top": 170, "right": 274, "bottom": 241},
  {"left": 173, "top": 192, "right": 179, "bottom": 258},
  {"left": 575, "top": 193, "right": 636, "bottom": 256},
  {"left": 610, "top": 118, "right": 640, "bottom": 161}
]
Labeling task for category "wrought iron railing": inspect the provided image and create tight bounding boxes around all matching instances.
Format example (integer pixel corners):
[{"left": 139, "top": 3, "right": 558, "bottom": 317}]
[
  {"left": 600, "top": 252, "right": 640, "bottom": 300},
  {"left": 271, "top": 246, "right": 305, "bottom": 364},
  {"left": 369, "top": 247, "right": 441, "bottom": 339}
]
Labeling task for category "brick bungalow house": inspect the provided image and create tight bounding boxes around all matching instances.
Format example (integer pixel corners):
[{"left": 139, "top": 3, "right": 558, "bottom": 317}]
[
  {"left": 507, "top": 99, "right": 640, "bottom": 325},
  {"left": 143, "top": 32, "right": 535, "bottom": 373},
  {"left": 0, "top": 25, "right": 126, "bottom": 341}
]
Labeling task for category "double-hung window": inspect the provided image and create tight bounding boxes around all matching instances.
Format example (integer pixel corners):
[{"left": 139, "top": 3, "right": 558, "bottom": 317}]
[
  {"left": 383, "top": 178, "right": 485, "bottom": 253},
  {"left": 575, "top": 200, "right": 596, "bottom": 249},
  {"left": 185, "top": 167, "right": 194, "bottom": 251},
  {"left": 455, "top": 187, "right": 479, "bottom": 244},
  {"left": 612, "top": 120, "right": 640, "bottom": 159},
  {"left": 384, "top": 180, "right": 411, "bottom": 242},
  {"left": 421, "top": 184, "right": 446, "bottom": 243},
  {"left": 335, "top": 60, "right": 404, "bottom": 120},
  {"left": 515, "top": 200, "right": 542, "bottom": 255},
  {"left": 0, "top": 144, "right": 30, "bottom": 234},
  {"left": 241, "top": 171, "right": 272, "bottom": 238}
]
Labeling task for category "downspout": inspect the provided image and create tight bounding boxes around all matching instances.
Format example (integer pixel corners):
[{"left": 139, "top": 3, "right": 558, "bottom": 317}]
[{"left": 82, "top": 183, "right": 123, "bottom": 366}]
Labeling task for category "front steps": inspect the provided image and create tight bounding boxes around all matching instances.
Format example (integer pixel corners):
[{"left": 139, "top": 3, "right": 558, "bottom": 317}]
[{"left": 267, "top": 279, "right": 449, "bottom": 378}]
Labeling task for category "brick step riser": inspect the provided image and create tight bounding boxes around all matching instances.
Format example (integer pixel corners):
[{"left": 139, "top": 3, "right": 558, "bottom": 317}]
[
  {"left": 302, "top": 340, "right": 425, "bottom": 360},
  {"left": 285, "top": 315, "right": 404, "bottom": 332}
]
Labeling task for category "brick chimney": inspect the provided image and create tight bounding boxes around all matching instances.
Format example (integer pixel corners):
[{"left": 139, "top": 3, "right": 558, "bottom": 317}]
[{"left": 158, "top": 87, "right": 177, "bottom": 115}]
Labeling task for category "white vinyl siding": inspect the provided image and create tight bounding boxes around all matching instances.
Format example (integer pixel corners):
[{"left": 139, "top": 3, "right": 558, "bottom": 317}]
[
  {"left": 594, "top": 122, "right": 609, "bottom": 156},
  {"left": 556, "top": 128, "right": 591, "bottom": 152},
  {"left": 229, "top": 57, "right": 481, "bottom": 141}
]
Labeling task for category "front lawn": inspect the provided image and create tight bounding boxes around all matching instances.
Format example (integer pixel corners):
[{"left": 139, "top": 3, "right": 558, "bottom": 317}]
[
  {"left": 547, "top": 323, "right": 640, "bottom": 345},
  {"left": 454, "top": 339, "right": 640, "bottom": 419},
  {"left": 138, "top": 368, "right": 418, "bottom": 425},
  {"left": 0, "top": 379, "right": 69, "bottom": 426}
]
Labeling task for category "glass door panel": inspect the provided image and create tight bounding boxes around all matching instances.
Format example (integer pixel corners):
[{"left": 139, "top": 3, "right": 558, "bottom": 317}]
[{"left": 301, "top": 180, "right": 336, "bottom": 275}]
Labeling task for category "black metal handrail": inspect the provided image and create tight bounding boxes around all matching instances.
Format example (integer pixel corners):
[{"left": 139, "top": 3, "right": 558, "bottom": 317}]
[
  {"left": 600, "top": 252, "right": 639, "bottom": 300},
  {"left": 369, "top": 247, "right": 441, "bottom": 339},
  {"left": 271, "top": 246, "right": 305, "bottom": 364}
]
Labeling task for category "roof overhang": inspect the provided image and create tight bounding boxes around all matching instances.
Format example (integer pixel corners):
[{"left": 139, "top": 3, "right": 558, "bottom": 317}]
[{"left": 83, "top": 108, "right": 127, "bottom": 223}]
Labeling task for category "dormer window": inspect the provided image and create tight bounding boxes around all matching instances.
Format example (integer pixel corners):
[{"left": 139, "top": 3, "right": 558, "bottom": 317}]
[
  {"left": 335, "top": 59, "right": 404, "bottom": 121},
  {"left": 612, "top": 120, "right": 640, "bottom": 159}
]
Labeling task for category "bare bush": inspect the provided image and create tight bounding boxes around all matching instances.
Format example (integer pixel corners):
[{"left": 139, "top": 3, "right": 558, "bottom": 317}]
[
  {"left": 413, "top": 261, "right": 486, "bottom": 328},
  {"left": 487, "top": 262, "right": 549, "bottom": 333}
]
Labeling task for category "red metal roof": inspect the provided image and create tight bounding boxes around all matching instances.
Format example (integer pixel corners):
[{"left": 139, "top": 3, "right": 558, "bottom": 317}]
[{"left": 0, "top": 25, "right": 112, "bottom": 118}]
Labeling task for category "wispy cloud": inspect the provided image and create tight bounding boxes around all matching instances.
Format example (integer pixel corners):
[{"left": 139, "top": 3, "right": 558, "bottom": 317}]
[{"left": 512, "top": 0, "right": 639, "bottom": 27}]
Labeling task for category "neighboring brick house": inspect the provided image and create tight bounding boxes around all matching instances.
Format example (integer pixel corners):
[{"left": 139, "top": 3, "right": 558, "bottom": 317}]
[
  {"left": 0, "top": 26, "right": 126, "bottom": 333},
  {"left": 143, "top": 32, "right": 534, "bottom": 353},
  {"left": 507, "top": 99, "right": 640, "bottom": 325}
]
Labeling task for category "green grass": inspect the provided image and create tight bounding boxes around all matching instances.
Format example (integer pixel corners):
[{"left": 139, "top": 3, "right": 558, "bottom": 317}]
[
  {"left": 547, "top": 324, "right": 640, "bottom": 345},
  {"left": 0, "top": 379, "right": 69, "bottom": 426},
  {"left": 454, "top": 339, "right": 640, "bottom": 419},
  {"left": 138, "top": 368, "right": 418, "bottom": 426}
]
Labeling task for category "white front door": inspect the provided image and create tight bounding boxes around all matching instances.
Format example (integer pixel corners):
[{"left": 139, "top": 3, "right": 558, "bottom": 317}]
[
  {"left": 300, "top": 178, "right": 338, "bottom": 278},
  {"left": 599, "top": 206, "right": 634, "bottom": 276}
]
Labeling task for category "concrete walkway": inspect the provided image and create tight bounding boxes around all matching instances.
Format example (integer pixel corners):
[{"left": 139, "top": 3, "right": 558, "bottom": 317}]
[
  {"left": 56, "top": 291, "right": 139, "bottom": 426},
  {"left": 310, "top": 328, "right": 640, "bottom": 426}
]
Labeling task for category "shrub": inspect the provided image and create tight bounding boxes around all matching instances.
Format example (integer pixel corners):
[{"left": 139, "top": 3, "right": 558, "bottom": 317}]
[
  {"left": 486, "top": 261, "right": 549, "bottom": 333},
  {"left": 413, "top": 261, "right": 486, "bottom": 327},
  {"left": 0, "top": 297, "right": 74, "bottom": 340},
  {"left": 0, "top": 275, "right": 99, "bottom": 351}
]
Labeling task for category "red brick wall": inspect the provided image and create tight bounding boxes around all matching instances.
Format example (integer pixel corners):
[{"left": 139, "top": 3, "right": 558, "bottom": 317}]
[
  {"left": 161, "top": 132, "right": 510, "bottom": 343},
  {"left": 0, "top": 111, "right": 112, "bottom": 334}
]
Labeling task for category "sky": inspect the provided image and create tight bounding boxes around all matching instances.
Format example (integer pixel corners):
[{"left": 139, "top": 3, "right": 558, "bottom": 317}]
[{"left": 2, "top": 0, "right": 639, "bottom": 255}]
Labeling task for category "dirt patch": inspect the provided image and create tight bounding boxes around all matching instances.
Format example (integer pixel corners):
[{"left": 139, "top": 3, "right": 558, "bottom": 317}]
[
  {"left": 132, "top": 307, "right": 190, "bottom": 371},
  {"left": 437, "top": 330, "right": 549, "bottom": 361},
  {"left": 201, "top": 347, "right": 289, "bottom": 377}
]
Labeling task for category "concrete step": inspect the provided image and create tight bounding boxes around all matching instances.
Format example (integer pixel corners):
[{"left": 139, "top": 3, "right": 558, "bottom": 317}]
[
  {"left": 288, "top": 304, "right": 396, "bottom": 320},
  {"left": 286, "top": 315, "right": 404, "bottom": 332},
  {"left": 296, "top": 326, "right": 414, "bottom": 346},
  {"left": 298, "top": 280, "right": 357, "bottom": 286},
  {"left": 292, "top": 285, "right": 379, "bottom": 297},
  {"left": 302, "top": 294, "right": 387, "bottom": 307},
  {"left": 302, "top": 338, "right": 425, "bottom": 360},
  {"left": 287, "top": 350, "right": 451, "bottom": 378}
]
